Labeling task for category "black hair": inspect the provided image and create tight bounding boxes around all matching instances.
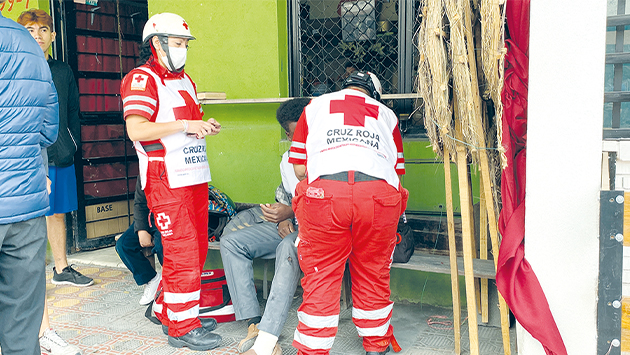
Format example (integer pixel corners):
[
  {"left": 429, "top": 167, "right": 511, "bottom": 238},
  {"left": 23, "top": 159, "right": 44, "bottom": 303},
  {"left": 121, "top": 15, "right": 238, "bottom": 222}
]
[
  {"left": 137, "top": 39, "right": 153, "bottom": 66},
  {"left": 276, "top": 98, "right": 311, "bottom": 131}
]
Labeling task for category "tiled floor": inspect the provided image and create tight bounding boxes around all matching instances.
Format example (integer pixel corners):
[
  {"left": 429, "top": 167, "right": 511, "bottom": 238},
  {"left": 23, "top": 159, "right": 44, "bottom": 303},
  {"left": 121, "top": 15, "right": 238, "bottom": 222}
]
[{"left": 34, "top": 247, "right": 519, "bottom": 355}]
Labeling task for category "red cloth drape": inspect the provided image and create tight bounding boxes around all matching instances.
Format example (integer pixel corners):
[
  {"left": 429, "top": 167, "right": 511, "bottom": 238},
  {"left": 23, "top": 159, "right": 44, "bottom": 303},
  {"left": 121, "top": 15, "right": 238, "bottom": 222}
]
[{"left": 496, "top": 1, "right": 567, "bottom": 354}]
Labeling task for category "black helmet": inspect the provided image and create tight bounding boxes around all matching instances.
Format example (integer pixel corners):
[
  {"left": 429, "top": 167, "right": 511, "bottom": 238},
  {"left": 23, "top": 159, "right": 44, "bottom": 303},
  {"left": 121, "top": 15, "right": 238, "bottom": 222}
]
[{"left": 342, "top": 71, "right": 383, "bottom": 101}]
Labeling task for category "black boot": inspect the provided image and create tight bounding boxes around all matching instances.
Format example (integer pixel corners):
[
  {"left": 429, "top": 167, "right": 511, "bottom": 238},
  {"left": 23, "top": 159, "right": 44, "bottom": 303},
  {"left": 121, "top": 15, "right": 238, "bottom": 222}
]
[
  {"left": 366, "top": 345, "right": 391, "bottom": 355},
  {"left": 162, "top": 317, "right": 217, "bottom": 335},
  {"left": 168, "top": 327, "right": 222, "bottom": 351}
]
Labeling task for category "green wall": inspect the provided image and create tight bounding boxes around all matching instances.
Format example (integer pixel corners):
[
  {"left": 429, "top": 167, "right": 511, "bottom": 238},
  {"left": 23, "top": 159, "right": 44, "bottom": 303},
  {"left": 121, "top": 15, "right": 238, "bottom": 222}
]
[
  {"left": 149, "top": 0, "right": 285, "bottom": 98},
  {"left": 150, "top": 0, "right": 481, "bottom": 306},
  {"left": 203, "top": 103, "right": 285, "bottom": 203},
  {"left": 149, "top": 0, "right": 289, "bottom": 202},
  {"left": 401, "top": 139, "right": 480, "bottom": 214},
  {"left": 147, "top": 0, "right": 481, "bottom": 209}
]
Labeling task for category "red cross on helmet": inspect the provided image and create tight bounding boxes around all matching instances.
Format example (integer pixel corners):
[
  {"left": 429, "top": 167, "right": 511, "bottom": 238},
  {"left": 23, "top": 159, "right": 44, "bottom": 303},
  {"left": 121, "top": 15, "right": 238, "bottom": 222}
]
[
  {"left": 343, "top": 71, "right": 383, "bottom": 101},
  {"left": 142, "top": 12, "right": 195, "bottom": 43}
]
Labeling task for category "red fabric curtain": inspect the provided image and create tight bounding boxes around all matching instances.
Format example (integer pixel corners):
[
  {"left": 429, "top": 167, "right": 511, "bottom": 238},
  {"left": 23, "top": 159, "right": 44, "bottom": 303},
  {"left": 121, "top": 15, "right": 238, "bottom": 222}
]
[{"left": 496, "top": 1, "right": 567, "bottom": 354}]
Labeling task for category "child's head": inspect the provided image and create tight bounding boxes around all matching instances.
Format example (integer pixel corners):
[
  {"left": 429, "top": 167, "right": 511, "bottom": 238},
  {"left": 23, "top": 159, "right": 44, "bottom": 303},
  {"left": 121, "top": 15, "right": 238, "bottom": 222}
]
[
  {"left": 276, "top": 98, "right": 311, "bottom": 141},
  {"left": 18, "top": 9, "right": 55, "bottom": 56}
]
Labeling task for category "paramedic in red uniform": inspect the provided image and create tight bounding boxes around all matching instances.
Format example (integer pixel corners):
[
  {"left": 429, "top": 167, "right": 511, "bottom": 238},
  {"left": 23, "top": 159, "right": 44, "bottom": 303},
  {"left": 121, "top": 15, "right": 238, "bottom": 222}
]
[
  {"left": 120, "top": 13, "right": 222, "bottom": 351},
  {"left": 289, "top": 71, "right": 408, "bottom": 355}
]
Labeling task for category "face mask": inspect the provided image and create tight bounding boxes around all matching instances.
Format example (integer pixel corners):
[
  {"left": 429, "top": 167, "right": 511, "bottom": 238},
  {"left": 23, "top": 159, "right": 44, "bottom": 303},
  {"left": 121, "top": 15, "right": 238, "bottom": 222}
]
[{"left": 162, "top": 46, "right": 187, "bottom": 72}]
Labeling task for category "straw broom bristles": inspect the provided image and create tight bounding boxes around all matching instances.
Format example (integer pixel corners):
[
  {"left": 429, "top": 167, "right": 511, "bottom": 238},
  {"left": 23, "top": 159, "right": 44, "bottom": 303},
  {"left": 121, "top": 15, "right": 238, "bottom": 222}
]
[
  {"left": 480, "top": 0, "right": 507, "bottom": 168},
  {"left": 444, "top": 0, "right": 483, "bottom": 159},
  {"left": 417, "top": 0, "right": 454, "bottom": 157}
]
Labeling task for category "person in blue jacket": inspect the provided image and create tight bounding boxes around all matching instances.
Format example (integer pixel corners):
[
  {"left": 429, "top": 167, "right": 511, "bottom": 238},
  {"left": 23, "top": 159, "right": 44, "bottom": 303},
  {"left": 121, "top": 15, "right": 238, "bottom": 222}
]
[{"left": 0, "top": 2, "right": 60, "bottom": 355}]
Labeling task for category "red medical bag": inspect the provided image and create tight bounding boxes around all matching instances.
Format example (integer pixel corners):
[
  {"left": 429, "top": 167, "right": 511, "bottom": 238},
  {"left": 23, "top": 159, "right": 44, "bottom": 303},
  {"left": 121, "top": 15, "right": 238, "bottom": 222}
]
[{"left": 151, "top": 269, "right": 236, "bottom": 324}]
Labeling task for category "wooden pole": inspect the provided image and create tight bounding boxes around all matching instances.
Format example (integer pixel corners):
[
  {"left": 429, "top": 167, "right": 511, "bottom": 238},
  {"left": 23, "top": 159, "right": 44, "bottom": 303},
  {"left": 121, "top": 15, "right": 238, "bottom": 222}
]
[
  {"left": 455, "top": 120, "right": 479, "bottom": 355},
  {"left": 466, "top": 166, "right": 481, "bottom": 316},
  {"left": 443, "top": 152, "right": 461, "bottom": 355},
  {"left": 462, "top": 2, "right": 512, "bottom": 353},
  {"left": 480, "top": 170, "right": 489, "bottom": 323}
]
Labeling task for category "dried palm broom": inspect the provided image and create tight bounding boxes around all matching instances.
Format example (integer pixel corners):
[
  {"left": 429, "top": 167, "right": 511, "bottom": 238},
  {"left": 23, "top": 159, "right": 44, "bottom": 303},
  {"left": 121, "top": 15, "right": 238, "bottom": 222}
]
[
  {"left": 417, "top": 0, "right": 454, "bottom": 157},
  {"left": 480, "top": 0, "right": 507, "bottom": 168},
  {"left": 444, "top": 0, "right": 484, "bottom": 160}
]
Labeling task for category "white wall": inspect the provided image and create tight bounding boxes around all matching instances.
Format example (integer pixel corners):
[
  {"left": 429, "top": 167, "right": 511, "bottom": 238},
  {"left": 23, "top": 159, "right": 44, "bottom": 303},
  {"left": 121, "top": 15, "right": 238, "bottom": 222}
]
[{"left": 524, "top": 1, "right": 607, "bottom": 354}]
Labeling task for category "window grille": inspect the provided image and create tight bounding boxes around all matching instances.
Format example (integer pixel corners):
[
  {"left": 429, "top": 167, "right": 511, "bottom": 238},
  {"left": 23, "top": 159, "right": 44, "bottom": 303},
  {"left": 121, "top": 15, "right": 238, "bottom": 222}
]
[{"left": 288, "top": 1, "right": 422, "bottom": 134}]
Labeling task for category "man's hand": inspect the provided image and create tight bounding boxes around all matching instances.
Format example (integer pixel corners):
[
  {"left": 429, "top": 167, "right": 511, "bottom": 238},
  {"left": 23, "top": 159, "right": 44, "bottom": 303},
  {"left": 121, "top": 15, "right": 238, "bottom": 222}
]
[
  {"left": 46, "top": 177, "right": 52, "bottom": 194},
  {"left": 260, "top": 203, "right": 294, "bottom": 224},
  {"left": 277, "top": 220, "right": 295, "bottom": 239},
  {"left": 138, "top": 230, "right": 154, "bottom": 248}
]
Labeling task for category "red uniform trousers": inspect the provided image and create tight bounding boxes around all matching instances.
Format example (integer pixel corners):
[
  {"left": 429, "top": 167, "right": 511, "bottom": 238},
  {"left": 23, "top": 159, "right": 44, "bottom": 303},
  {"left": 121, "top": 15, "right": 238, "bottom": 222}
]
[
  {"left": 292, "top": 172, "right": 407, "bottom": 354},
  {"left": 144, "top": 156, "right": 209, "bottom": 337}
]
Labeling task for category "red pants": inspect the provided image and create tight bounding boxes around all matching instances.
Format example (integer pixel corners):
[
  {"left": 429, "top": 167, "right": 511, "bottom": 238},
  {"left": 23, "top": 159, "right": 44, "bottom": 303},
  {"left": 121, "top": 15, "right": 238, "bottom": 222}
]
[
  {"left": 145, "top": 159, "right": 209, "bottom": 337},
  {"left": 292, "top": 173, "right": 408, "bottom": 354}
]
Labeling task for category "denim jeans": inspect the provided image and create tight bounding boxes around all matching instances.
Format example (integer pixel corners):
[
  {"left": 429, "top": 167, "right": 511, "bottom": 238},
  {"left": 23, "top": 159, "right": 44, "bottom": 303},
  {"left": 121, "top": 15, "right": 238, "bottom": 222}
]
[
  {"left": 220, "top": 206, "right": 300, "bottom": 337},
  {"left": 115, "top": 222, "right": 163, "bottom": 286}
]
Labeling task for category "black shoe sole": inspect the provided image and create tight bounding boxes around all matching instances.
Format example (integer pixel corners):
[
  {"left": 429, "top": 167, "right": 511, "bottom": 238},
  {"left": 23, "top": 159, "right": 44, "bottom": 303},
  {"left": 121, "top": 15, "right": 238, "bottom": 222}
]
[
  {"left": 168, "top": 337, "right": 221, "bottom": 351},
  {"left": 162, "top": 320, "right": 217, "bottom": 335}
]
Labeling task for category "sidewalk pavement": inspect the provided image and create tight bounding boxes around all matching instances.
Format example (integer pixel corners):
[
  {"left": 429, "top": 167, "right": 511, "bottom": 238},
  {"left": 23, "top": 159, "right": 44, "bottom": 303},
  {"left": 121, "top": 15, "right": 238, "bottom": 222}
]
[{"left": 32, "top": 247, "right": 519, "bottom": 355}]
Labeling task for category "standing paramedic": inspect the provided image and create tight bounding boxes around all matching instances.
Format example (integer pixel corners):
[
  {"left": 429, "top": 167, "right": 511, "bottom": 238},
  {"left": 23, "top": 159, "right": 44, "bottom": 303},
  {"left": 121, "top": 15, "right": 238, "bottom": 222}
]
[
  {"left": 289, "top": 71, "right": 408, "bottom": 355},
  {"left": 0, "top": 2, "right": 59, "bottom": 354},
  {"left": 121, "top": 13, "right": 222, "bottom": 351}
]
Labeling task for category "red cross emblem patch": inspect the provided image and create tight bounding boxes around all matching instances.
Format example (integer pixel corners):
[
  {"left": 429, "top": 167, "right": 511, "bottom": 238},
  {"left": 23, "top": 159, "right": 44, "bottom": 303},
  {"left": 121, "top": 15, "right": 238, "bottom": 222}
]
[
  {"left": 130, "top": 73, "right": 148, "bottom": 91},
  {"left": 330, "top": 95, "right": 380, "bottom": 127},
  {"left": 156, "top": 212, "right": 172, "bottom": 230}
]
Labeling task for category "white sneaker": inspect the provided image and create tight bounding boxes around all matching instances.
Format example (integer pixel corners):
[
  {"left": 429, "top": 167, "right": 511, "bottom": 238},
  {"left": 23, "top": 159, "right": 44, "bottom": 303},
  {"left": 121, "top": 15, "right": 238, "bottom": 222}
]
[
  {"left": 139, "top": 272, "right": 162, "bottom": 305},
  {"left": 40, "top": 328, "right": 82, "bottom": 355}
]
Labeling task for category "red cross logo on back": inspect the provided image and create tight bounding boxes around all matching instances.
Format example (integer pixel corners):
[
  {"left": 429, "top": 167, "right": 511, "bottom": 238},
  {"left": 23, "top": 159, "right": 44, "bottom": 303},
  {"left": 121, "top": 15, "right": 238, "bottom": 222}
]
[{"left": 330, "top": 95, "right": 379, "bottom": 127}]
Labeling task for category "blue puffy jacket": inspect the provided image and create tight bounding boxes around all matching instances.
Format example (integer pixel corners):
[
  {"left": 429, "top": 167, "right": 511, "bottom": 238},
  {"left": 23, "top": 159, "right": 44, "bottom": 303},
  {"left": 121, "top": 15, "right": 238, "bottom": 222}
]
[{"left": 0, "top": 13, "right": 59, "bottom": 224}]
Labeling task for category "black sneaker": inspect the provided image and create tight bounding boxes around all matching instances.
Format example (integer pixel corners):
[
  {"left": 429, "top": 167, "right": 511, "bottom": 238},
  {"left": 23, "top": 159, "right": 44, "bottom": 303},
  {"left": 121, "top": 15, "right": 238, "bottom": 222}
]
[
  {"left": 52, "top": 265, "right": 94, "bottom": 287},
  {"left": 168, "top": 327, "right": 222, "bottom": 351}
]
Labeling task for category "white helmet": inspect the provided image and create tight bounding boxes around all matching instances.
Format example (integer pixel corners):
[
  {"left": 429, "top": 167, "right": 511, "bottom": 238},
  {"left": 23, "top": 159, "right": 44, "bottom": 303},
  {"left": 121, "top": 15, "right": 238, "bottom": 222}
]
[{"left": 142, "top": 13, "right": 195, "bottom": 43}]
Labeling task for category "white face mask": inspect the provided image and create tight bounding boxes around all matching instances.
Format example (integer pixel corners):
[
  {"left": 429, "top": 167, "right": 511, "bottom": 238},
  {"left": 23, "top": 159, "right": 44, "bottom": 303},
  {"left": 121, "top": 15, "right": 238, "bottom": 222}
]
[{"left": 162, "top": 46, "right": 187, "bottom": 71}]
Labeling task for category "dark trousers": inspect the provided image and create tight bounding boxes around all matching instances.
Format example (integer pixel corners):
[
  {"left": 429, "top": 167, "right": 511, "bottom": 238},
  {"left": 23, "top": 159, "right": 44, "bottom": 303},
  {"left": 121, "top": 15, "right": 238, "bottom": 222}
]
[
  {"left": 0, "top": 216, "right": 47, "bottom": 355},
  {"left": 115, "top": 222, "right": 163, "bottom": 285}
]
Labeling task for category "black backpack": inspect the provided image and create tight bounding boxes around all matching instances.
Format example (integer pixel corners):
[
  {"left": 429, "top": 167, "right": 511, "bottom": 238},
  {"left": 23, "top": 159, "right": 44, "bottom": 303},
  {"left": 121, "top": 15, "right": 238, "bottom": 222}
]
[
  {"left": 208, "top": 185, "right": 237, "bottom": 242},
  {"left": 393, "top": 214, "right": 415, "bottom": 263}
]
